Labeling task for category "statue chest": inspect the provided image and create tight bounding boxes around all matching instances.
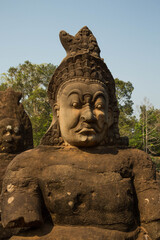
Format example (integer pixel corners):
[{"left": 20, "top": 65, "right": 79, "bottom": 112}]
[{"left": 39, "top": 153, "right": 137, "bottom": 230}]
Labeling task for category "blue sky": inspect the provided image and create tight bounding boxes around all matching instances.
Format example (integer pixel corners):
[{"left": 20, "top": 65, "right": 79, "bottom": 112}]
[{"left": 0, "top": 0, "right": 160, "bottom": 115}]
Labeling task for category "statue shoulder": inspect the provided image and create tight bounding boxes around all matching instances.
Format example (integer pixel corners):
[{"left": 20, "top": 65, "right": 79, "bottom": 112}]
[
  {"left": 116, "top": 148, "right": 154, "bottom": 174},
  {"left": 5, "top": 145, "right": 60, "bottom": 174},
  {"left": 6, "top": 148, "right": 38, "bottom": 171},
  {"left": 126, "top": 148, "right": 156, "bottom": 180},
  {"left": 119, "top": 148, "right": 152, "bottom": 163},
  {"left": 128, "top": 148, "right": 153, "bottom": 165}
]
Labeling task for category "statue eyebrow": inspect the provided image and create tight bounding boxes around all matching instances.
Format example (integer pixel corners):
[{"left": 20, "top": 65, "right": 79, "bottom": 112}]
[
  {"left": 92, "top": 91, "right": 106, "bottom": 102},
  {"left": 67, "top": 89, "right": 83, "bottom": 102},
  {"left": 67, "top": 89, "right": 106, "bottom": 103},
  {"left": 68, "top": 89, "right": 82, "bottom": 96}
]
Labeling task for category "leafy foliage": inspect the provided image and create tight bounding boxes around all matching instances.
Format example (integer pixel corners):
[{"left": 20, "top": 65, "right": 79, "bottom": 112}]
[
  {"left": 139, "top": 103, "right": 160, "bottom": 155},
  {"left": 115, "top": 78, "right": 134, "bottom": 116},
  {"left": 115, "top": 78, "right": 137, "bottom": 145}
]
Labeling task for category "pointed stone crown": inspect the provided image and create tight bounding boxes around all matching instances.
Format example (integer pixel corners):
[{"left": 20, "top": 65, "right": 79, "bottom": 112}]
[
  {"left": 48, "top": 26, "right": 116, "bottom": 107},
  {"left": 59, "top": 26, "right": 100, "bottom": 58},
  {"left": 0, "top": 88, "right": 33, "bottom": 150},
  {"left": 0, "top": 88, "right": 22, "bottom": 120}
]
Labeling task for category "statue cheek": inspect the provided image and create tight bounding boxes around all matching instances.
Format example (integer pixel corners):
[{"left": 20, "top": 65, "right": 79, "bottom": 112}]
[
  {"left": 65, "top": 110, "right": 81, "bottom": 130},
  {"left": 97, "top": 113, "right": 107, "bottom": 128},
  {"left": 71, "top": 112, "right": 81, "bottom": 129}
]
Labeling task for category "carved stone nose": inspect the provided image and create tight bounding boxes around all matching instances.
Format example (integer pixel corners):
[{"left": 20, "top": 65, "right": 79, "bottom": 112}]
[{"left": 81, "top": 106, "right": 95, "bottom": 122}]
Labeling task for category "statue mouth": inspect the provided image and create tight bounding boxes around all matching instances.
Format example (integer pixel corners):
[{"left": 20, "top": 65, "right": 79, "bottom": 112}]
[
  {"left": 75, "top": 123, "right": 102, "bottom": 134},
  {"left": 0, "top": 141, "right": 19, "bottom": 151},
  {"left": 0, "top": 143, "right": 13, "bottom": 153},
  {"left": 78, "top": 128, "right": 96, "bottom": 135}
]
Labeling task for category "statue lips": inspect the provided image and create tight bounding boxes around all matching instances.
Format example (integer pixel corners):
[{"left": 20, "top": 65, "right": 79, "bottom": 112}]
[
  {"left": 1, "top": 135, "right": 22, "bottom": 152},
  {"left": 75, "top": 123, "right": 101, "bottom": 135},
  {"left": 2, "top": 137, "right": 14, "bottom": 150},
  {"left": 78, "top": 128, "right": 96, "bottom": 135},
  {"left": 2, "top": 142, "right": 13, "bottom": 150},
  {"left": 0, "top": 143, "right": 12, "bottom": 153}
]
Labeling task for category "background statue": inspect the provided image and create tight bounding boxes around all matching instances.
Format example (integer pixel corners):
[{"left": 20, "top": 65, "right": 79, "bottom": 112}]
[
  {"left": 0, "top": 88, "right": 33, "bottom": 190},
  {"left": 0, "top": 88, "right": 33, "bottom": 239},
  {"left": 1, "top": 27, "right": 160, "bottom": 240}
]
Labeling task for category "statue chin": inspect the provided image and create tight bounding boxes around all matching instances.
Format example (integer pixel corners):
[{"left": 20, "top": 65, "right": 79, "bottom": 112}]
[{"left": 64, "top": 135, "right": 103, "bottom": 147}]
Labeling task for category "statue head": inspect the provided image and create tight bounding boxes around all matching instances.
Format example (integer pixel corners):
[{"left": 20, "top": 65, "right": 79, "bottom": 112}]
[
  {"left": 41, "top": 26, "right": 121, "bottom": 147},
  {"left": 0, "top": 88, "right": 33, "bottom": 153},
  {"left": 55, "top": 81, "right": 110, "bottom": 147}
]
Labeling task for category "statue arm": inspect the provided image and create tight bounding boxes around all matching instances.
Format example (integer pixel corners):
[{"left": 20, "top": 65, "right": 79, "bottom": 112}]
[
  {"left": 1, "top": 158, "right": 43, "bottom": 228},
  {"left": 133, "top": 150, "right": 160, "bottom": 239}
]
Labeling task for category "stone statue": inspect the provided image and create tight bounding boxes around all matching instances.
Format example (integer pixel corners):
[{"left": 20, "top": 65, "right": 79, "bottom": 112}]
[
  {"left": 0, "top": 88, "right": 33, "bottom": 190},
  {"left": 1, "top": 27, "right": 160, "bottom": 240},
  {"left": 0, "top": 88, "right": 33, "bottom": 153},
  {"left": 0, "top": 88, "right": 33, "bottom": 239}
]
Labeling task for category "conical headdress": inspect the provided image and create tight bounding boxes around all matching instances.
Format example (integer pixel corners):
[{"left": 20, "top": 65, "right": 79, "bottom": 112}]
[
  {"left": 0, "top": 88, "right": 33, "bottom": 150},
  {"left": 48, "top": 26, "right": 116, "bottom": 108},
  {"left": 0, "top": 88, "right": 22, "bottom": 120}
]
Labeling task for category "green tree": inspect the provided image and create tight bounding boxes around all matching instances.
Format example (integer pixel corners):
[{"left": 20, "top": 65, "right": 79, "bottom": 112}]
[
  {"left": 129, "top": 98, "right": 160, "bottom": 155},
  {"left": 128, "top": 120, "right": 144, "bottom": 149},
  {"left": 0, "top": 61, "right": 56, "bottom": 146},
  {"left": 115, "top": 78, "right": 137, "bottom": 145},
  {"left": 115, "top": 78, "right": 134, "bottom": 116},
  {"left": 139, "top": 101, "right": 160, "bottom": 155}
]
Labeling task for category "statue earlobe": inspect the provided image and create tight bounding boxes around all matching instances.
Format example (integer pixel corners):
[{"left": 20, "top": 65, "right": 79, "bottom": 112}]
[{"left": 54, "top": 104, "right": 60, "bottom": 118}]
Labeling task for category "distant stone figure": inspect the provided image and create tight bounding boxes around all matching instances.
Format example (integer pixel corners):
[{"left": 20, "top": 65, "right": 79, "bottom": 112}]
[
  {"left": 0, "top": 88, "right": 33, "bottom": 190},
  {"left": 0, "top": 88, "right": 33, "bottom": 239},
  {"left": 1, "top": 27, "right": 160, "bottom": 240},
  {"left": 0, "top": 88, "right": 33, "bottom": 153}
]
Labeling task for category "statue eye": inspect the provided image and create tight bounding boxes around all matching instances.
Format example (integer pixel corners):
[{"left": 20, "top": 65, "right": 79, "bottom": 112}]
[
  {"left": 72, "top": 102, "right": 81, "bottom": 108},
  {"left": 14, "top": 127, "right": 20, "bottom": 134},
  {"left": 6, "top": 125, "right": 12, "bottom": 131},
  {"left": 95, "top": 103, "right": 104, "bottom": 110}
]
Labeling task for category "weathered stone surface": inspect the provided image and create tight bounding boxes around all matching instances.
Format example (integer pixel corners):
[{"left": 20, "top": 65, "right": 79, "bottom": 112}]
[
  {"left": 0, "top": 88, "right": 33, "bottom": 192},
  {"left": 0, "top": 88, "right": 33, "bottom": 239},
  {"left": 1, "top": 146, "right": 160, "bottom": 239},
  {"left": 0, "top": 154, "right": 19, "bottom": 239},
  {"left": 0, "top": 154, "right": 16, "bottom": 193},
  {"left": 0, "top": 88, "right": 33, "bottom": 154},
  {"left": 1, "top": 27, "right": 160, "bottom": 240}
]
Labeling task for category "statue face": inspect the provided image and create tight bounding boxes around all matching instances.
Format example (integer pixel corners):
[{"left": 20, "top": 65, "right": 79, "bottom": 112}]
[
  {"left": 0, "top": 118, "right": 23, "bottom": 153},
  {"left": 57, "top": 82, "right": 110, "bottom": 147}
]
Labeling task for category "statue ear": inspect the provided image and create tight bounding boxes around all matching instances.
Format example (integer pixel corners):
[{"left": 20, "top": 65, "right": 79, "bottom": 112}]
[
  {"left": 54, "top": 103, "right": 60, "bottom": 117},
  {"left": 108, "top": 107, "right": 114, "bottom": 128}
]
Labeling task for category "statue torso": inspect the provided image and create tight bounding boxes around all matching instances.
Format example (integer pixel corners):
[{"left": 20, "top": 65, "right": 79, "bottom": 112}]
[
  {"left": 2, "top": 146, "right": 149, "bottom": 239},
  {"left": 29, "top": 146, "right": 139, "bottom": 232}
]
